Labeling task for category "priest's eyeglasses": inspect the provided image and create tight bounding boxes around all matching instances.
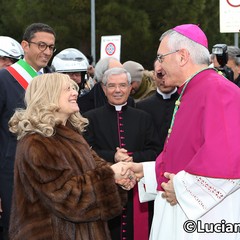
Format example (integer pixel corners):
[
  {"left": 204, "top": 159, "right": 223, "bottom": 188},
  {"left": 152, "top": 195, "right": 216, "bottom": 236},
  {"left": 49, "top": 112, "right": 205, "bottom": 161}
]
[
  {"left": 157, "top": 50, "right": 179, "bottom": 63},
  {"left": 105, "top": 83, "right": 129, "bottom": 90},
  {"left": 29, "top": 41, "right": 56, "bottom": 53}
]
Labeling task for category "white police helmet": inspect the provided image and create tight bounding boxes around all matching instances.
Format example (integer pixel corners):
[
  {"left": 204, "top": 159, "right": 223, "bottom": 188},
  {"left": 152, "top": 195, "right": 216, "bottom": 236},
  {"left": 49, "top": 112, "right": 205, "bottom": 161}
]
[
  {"left": 51, "top": 48, "right": 89, "bottom": 72},
  {"left": 0, "top": 36, "right": 24, "bottom": 59}
]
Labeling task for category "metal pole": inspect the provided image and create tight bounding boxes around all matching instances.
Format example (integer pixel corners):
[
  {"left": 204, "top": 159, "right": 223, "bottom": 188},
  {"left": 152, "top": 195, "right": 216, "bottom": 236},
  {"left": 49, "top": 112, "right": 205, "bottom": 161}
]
[
  {"left": 234, "top": 33, "right": 239, "bottom": 47},
  {"left": 91, "top": 0, "right": 96, "bottom": 65}
]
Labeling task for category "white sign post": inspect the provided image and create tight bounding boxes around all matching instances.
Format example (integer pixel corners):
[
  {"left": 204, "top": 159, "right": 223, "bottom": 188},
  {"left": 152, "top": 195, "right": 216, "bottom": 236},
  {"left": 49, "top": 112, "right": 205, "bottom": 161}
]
[
  {"left": 100, "top": 35, "right": 121, "bottom": 60},
  {"left": 220, "top": 0, "right": 240, "bottom": 33}
]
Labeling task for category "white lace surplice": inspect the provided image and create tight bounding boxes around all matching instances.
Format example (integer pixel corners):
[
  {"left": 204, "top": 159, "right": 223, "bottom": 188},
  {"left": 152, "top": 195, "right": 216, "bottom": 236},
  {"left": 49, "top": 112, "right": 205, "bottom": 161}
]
[{"left": 138, "top": 162, "right": 240, "bottom": 240}]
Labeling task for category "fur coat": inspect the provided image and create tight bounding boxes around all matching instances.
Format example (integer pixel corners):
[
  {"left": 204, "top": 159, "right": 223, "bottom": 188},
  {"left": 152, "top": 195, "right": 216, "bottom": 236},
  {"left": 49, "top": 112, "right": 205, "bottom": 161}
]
[{"left": 9, "top": 124, "right": 127, "bottom": 240}]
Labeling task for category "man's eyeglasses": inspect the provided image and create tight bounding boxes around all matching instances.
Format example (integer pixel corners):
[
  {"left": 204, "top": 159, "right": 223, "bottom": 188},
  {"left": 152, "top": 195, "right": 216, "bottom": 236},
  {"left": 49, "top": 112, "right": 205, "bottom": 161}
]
[
  {"left": 157, "top": 50, "right": 179, "bottom": 63},
  {"left": 29, "top": 41, "right": 56, "bottom": 53},
  {"left": 105, "top": 83, "right": 130, "bottom": 90}
]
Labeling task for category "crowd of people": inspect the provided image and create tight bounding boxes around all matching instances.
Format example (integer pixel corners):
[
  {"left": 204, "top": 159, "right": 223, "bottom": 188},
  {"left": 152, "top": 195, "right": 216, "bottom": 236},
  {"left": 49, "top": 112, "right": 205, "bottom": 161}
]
[{"left": 1, "top": 21, "right": 240, "bottom": 240}]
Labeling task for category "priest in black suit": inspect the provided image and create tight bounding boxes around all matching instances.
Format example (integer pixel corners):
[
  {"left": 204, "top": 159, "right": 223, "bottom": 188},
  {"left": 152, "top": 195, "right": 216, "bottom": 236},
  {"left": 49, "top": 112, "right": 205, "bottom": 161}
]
[{"left": 83, "top": 67, "right": 160, "bottom": 240}]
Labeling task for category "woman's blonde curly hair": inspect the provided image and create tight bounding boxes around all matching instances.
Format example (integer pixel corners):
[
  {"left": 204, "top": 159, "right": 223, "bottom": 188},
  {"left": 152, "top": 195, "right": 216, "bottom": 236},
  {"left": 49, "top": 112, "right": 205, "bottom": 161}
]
[{"left": 9, "top": 72, "right": 88, "bottom": 139}]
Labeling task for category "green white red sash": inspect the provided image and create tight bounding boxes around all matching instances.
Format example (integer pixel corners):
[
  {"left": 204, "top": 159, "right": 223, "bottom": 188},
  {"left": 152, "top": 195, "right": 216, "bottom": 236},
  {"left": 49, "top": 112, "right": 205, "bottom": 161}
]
[{"left": 6, "top": 59, "right": 38, "bottom": 90}]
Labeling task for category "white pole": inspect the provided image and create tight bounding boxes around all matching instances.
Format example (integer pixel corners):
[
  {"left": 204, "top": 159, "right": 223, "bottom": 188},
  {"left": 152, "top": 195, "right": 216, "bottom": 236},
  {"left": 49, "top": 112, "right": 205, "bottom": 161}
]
[
  {"left": 91, "top": 0, "right": 96, "bottom": 65},
  {"left": 234, "top": 33, "right": 239, "bottom": 48}
]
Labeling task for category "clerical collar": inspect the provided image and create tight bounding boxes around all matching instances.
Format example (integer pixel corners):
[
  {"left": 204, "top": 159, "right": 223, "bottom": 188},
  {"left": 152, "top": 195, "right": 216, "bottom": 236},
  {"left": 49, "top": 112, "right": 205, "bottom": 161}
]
[
  {"left": 110, "top": 102, "right": 127, "bottom": 111},
  {"left": 157, "top": 87, "right": 177, "bottom": 99}
]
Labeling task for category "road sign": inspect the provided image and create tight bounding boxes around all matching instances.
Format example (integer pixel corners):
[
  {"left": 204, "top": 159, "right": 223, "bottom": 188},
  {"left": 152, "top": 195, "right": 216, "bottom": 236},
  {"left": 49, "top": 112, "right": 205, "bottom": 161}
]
[
  {"left": 220, "top": 0, "right": 240, "bottom": 33},
  {"left": 100, "top": 35, "right": 121, "bottom": 60}
]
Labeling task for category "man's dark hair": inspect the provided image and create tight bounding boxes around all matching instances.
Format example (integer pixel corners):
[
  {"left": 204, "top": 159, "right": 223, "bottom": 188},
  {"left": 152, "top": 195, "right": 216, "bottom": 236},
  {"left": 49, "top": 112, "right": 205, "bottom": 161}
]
[{"left": 23, "top": 23, "right": 56, "bottom": 42}]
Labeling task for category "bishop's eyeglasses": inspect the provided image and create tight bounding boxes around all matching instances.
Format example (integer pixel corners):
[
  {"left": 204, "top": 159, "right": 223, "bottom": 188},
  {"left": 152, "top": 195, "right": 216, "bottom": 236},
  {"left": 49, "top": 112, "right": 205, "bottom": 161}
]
[{"left": 157, "top": 50, "right": 179, "bottom": 63}]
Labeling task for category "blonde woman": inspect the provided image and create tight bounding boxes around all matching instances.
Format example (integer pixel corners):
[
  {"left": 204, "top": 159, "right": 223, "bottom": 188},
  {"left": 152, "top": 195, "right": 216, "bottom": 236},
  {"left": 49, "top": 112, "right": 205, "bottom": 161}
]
[{"left": 8, "top": 73, "right": 135, "bottom": 240}]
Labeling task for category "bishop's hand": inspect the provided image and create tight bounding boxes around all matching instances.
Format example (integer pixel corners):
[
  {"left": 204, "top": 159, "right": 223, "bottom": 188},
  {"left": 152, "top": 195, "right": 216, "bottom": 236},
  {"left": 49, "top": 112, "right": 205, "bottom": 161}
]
[
  {"left": 161, "top": 172, "right": 178, "bottom": 206},
  {"left": 111, "top": 161, "right": 137, "bottom": 190}
]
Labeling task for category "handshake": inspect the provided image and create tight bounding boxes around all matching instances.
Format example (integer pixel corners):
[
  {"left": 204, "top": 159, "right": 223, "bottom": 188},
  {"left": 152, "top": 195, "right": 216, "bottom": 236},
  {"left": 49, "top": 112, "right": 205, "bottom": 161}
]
[
  {"left": 111, "top": 161, "right": 144, "bottom": 190},
  {"left": 110, "top": 161, "right": 178, "bottom": 206}
]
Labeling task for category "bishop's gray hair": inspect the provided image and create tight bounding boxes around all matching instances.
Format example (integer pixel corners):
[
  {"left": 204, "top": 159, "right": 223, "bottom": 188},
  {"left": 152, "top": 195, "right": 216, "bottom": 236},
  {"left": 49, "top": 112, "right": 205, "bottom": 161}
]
[{"left": 160, "top": 29, "right": 210, "bottom": 65}]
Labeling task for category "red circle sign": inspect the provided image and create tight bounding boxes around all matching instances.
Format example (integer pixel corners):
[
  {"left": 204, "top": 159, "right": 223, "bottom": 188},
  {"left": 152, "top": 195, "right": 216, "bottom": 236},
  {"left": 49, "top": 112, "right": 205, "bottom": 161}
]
[
  {"left": 226, "top": 0, "right": 240, "bottom": 7},
  {"left": 105, "top": 42, "right": 116, "bottom": 56}
]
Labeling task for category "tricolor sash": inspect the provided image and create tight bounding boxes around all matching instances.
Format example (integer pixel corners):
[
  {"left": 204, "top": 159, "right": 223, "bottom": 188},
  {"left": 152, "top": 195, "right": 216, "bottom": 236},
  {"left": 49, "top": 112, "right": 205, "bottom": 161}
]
[{"left": 6, "top": 59, "right": 38, "bottom": 90}]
